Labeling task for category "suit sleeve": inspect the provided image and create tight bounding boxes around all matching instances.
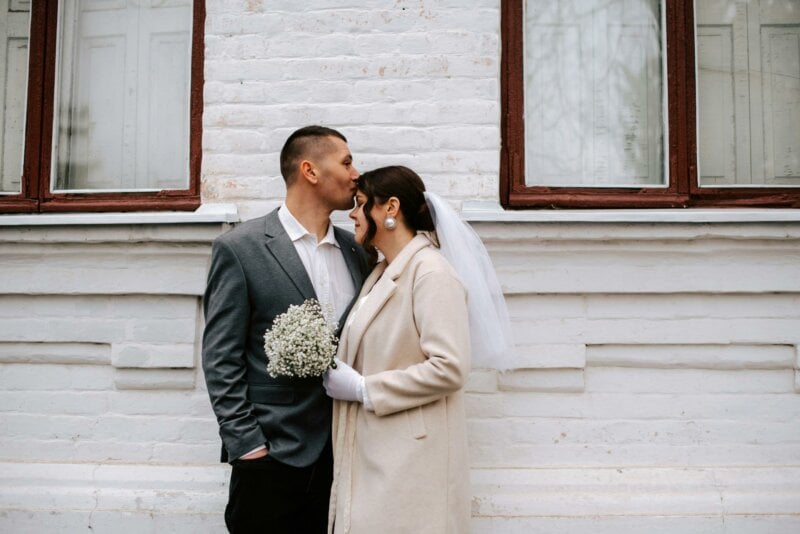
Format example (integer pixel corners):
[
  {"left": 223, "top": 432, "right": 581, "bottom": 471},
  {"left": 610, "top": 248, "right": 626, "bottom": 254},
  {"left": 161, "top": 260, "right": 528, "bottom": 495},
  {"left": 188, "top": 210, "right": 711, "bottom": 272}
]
[
  {"left": 202, "top": 238, "right": 266, "bottom": 460},
  {"left": 365, "top": 270, "right": 471, "bottom": 416}
]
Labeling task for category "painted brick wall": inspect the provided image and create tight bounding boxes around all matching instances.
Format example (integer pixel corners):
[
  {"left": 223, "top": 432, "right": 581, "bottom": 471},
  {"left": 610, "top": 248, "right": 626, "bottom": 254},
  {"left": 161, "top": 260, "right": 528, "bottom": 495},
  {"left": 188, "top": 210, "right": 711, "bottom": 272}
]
[
  {"left": 465, "top": 221, "right": 800, "bottom": 531},
  {"left": 202, "top": 0, "right": 502, "bottom": 221},
  {"left": 1, "top": 1, "right": 799, "bottom": 532}
]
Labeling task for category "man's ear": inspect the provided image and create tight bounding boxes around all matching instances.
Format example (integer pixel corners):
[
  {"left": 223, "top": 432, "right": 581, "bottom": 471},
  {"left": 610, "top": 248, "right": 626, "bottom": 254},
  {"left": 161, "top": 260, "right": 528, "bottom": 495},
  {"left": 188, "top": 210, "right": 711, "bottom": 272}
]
[{"left": 299, "top": 160, "right": 319, "bottom": 185}]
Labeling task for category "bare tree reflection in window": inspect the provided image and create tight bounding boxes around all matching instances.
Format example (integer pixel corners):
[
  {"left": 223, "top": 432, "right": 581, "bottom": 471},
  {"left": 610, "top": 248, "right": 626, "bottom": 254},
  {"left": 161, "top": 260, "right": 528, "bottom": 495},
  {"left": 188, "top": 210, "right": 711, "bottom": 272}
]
[{"left": 524, "top": 0, "right": 665, "bottom": 188}]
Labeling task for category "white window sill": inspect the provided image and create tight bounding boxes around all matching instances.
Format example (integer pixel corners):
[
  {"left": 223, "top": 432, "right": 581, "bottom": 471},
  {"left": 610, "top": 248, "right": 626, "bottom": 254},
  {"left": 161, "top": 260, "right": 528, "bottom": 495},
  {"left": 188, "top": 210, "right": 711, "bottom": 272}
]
[
  {"left": 461, "top": 201, "right": 800, "bottom": 223},
  {"left": 0, "top": 203, "right": 240, "bottom": 226},
  {"left": 5, "top": 202, "right": 798, "bottom": 226}
]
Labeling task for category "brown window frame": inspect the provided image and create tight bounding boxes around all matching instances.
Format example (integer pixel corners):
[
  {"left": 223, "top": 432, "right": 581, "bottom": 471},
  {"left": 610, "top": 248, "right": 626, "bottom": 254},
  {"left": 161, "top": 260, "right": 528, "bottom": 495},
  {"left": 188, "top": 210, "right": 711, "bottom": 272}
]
[
  {"left": 0, "top": 0, "right": 204, "bottom": 214},
  {"left": 500, "top": 0, "right": 800, "bottom": 209}
]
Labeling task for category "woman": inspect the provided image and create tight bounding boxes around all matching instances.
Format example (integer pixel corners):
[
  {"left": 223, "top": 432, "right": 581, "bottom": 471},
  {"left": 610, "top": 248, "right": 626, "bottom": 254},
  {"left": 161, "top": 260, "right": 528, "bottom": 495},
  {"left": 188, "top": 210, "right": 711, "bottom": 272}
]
[{"left": 323, "top": 166, "right": 511, "bottom": 533}]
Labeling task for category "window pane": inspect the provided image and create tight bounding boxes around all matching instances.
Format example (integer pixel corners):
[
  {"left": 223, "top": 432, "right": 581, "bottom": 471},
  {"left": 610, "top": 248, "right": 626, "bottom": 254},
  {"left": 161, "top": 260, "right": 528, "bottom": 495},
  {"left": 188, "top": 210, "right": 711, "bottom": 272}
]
[
  {"left": 524, "top": 0, "right": 665, "bottom": 187},
  {"left": 697, "top": 0, "right": 800, "bottom": 187},
  {"left": 52, "top": 0, "right": 192, "bottom": 192},
  {"left": 0, "top": 1, "right": 30, "bottom": 194}
]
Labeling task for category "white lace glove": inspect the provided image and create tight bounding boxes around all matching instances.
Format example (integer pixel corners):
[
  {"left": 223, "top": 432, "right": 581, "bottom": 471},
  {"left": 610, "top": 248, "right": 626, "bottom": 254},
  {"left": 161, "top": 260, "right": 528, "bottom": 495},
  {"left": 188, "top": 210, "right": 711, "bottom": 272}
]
[{"left": 323, "top": 359, "right": 372, "bottom": 409}]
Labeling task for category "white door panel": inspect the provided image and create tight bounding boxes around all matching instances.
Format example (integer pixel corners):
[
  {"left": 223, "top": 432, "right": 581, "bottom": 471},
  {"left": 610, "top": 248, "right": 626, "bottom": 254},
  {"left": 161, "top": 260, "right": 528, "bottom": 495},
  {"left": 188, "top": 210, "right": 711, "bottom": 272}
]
[
  {"left": 0, "top": 0, "right": 30, "bottom": 193},
  {"left": 53, "top": 0, "right": 191, "bottom": 191},
  {"left": 760, "top": 25, "right": 800, "bottom": 184},
  {"left": 139, "top": 4, "right": 191, "bottom": 190},
  {"left": 697, "top": 0, "right": 800, "bottom": 187}
]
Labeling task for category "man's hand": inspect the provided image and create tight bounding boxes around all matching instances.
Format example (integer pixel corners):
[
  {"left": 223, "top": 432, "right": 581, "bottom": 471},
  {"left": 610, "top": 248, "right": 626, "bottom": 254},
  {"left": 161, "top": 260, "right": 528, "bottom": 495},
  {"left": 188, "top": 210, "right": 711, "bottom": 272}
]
[
  {"left": 239, "top": 447, "right": 268, "bottom": 460},
  {"left": 323, "top": 359, "right": 365, "bottom": 403}
]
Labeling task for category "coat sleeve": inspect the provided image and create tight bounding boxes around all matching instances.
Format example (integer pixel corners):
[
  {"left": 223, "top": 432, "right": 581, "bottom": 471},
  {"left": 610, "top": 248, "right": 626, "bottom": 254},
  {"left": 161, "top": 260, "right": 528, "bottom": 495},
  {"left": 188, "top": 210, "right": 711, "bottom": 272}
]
[
  {"left": 201, "top": 238, "right": 266, "bottom": 460},
  {"left": 365, "top": 269, "right": 471, "bottom": 416}
]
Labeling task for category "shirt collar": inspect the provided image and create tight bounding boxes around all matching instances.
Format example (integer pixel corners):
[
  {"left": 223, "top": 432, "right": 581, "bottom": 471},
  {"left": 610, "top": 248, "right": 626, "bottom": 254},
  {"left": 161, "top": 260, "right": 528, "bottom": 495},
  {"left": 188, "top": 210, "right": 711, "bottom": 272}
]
[{"left": 278, "top": 203, "right": 339, "bottom": 248}]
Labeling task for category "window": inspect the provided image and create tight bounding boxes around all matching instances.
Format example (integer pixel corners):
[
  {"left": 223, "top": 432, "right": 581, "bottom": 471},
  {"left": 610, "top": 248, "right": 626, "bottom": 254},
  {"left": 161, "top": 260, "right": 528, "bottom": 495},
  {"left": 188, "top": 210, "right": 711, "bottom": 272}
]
[
  {"left": 501, "top": 0, "right": 800, "bottom": 208},
  {"left": 0, "top": 0, "right": 204, "bottom": 213}
]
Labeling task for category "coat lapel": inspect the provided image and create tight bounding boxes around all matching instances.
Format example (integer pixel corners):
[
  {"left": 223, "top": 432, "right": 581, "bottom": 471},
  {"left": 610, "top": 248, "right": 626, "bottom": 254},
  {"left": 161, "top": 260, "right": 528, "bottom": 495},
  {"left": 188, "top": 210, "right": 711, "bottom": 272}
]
[
  {"left": 262, "top": 209, "right": 316, "bottom": 300},
  {"left": 343, "top": 264, "right": 394, "bottom": 366},
  {"left": 344, "top": 234, "right": 432, "bottom": 366}
]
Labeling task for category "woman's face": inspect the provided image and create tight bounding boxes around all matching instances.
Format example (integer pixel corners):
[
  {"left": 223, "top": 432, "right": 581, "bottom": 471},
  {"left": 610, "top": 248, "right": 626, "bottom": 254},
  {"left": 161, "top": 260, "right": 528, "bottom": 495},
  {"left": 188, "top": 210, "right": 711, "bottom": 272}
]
[
  {"left": 350, "top": 190, "right": 390, "bottom": 245},
  {"left": 349, "top": 191, "right": 371, "bottom": 245}
]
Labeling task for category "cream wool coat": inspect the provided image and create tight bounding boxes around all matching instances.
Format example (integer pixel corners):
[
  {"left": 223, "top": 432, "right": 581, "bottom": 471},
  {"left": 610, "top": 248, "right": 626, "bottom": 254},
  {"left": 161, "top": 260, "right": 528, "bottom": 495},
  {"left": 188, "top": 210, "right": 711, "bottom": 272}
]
[{"left": 328, "top": 234, "right": 472, "bottom": 534}]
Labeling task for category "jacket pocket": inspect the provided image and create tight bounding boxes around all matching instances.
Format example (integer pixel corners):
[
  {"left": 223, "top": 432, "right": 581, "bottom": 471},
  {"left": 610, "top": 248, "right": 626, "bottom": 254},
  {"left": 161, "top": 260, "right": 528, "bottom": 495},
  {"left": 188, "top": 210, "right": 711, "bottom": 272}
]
[
  {"left": 248, "top": 384, "right": 294, "bottom": 405},
  {"left": 407, "top": 406, "right": 427, "bottom": 439}
]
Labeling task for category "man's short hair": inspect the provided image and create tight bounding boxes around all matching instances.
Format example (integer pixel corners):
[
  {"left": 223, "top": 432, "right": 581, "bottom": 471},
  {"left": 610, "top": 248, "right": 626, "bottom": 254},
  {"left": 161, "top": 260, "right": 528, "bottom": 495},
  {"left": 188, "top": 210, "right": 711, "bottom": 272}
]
[{"left": 280, "top": 125, "right": 347, "bottom": 185}]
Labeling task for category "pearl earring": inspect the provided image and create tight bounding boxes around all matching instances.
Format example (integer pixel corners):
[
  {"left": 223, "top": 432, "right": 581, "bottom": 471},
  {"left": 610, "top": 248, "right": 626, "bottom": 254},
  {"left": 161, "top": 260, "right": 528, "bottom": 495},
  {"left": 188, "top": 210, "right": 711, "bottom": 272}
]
[{"left": 383, "top": 216, "right": 397, "bottom": 230}]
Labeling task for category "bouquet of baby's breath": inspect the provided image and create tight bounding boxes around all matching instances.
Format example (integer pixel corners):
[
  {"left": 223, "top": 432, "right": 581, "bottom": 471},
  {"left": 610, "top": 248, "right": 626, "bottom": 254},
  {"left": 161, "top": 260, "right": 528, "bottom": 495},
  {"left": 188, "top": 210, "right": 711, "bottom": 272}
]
[{"left": 264, "top": 299, "right": 338, "bottom": 378}]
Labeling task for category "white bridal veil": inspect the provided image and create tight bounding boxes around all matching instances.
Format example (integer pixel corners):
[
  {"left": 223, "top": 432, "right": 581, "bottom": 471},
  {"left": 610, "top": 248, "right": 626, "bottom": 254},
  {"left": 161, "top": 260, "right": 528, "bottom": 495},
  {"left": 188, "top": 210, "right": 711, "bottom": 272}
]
[{"left": 424, "top": 192, "right": 514, "bottom": 370}]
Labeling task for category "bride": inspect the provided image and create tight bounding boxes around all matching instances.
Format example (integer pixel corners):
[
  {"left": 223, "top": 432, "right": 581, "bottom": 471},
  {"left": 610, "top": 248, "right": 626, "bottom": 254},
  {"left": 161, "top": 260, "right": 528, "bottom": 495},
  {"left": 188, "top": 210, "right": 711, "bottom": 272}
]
[{"left": 323, "top": 165, "right": 512, "bottom": 534}]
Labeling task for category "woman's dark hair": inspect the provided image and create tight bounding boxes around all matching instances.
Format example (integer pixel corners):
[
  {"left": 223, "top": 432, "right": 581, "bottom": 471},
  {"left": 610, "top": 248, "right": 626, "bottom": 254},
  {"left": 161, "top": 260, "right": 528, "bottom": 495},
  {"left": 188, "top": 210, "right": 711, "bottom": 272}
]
[{"left": 357, "top": 166, "right": 435, "bottom": 263}]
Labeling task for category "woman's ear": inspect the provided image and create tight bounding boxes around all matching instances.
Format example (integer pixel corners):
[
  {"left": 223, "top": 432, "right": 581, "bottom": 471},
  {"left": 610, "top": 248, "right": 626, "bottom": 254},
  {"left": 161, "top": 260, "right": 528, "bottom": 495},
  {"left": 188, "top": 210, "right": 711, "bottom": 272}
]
[{"left": 386, "top": 196, "right": 401, "bottom": 217}]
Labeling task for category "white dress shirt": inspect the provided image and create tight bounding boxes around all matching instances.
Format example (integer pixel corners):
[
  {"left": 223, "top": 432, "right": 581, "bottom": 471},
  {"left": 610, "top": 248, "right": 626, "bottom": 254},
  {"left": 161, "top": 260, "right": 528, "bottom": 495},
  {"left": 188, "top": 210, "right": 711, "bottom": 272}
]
[{"left": 277, "top": 204, "right": 356, "bottom": 325}]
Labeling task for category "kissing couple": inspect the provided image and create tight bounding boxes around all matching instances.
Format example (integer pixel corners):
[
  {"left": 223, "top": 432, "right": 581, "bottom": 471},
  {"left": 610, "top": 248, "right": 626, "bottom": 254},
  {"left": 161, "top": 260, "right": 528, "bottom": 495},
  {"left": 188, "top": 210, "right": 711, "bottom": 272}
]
[{"left": 202, "top": 125, "right": 512, "bottom": 533}]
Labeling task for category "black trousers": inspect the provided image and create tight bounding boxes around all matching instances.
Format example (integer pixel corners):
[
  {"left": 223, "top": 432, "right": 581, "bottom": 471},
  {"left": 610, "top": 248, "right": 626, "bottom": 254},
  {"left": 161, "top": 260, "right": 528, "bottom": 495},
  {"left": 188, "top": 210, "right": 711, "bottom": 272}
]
[{"left": 225, "top": 444, "right": 333, "bottom": 534}]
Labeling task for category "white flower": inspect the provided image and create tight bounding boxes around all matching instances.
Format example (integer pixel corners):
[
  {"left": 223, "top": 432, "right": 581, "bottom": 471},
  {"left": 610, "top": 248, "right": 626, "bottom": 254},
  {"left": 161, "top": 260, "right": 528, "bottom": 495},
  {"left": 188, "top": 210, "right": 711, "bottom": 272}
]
[{"left": 264, "top": 299, "right": 338, "bottom": 378}]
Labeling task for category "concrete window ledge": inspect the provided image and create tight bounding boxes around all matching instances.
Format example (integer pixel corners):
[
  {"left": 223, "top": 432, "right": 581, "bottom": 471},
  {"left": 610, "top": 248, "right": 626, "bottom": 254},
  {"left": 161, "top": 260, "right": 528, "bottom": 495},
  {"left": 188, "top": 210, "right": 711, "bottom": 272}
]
[
  {"left": 461, "top": 201, "right": 800, "bottom": 224},
  {"left": 0, "top": 203, "right": 240, "bottom": 246},
  {"left": 0, "top": 203, "right": 240, "bottom": 226},
  {"left": 0, "top": 205, "right": 240, "bottom": 293}
]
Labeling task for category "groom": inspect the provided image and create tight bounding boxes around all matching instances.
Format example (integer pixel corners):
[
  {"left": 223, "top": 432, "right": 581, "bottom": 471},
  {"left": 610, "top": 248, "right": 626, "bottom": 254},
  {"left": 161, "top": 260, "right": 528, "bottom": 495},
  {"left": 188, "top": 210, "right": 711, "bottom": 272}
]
[{"left": 202, "top": 125, "right": 369, "bottom": 533}]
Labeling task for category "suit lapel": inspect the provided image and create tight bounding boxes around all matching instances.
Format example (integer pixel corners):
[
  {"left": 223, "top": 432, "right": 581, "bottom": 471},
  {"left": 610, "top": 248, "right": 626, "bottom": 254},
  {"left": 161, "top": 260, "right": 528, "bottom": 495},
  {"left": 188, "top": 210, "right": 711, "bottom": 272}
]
[
  {"left": 263, "top": 209, "right": 316, "bottom": 300},
  {"left": 333, "top": 227, "right": 367, "bottom": 332},
  {"left": 334, "top": 226, "right": 365, "bottom": 290}
]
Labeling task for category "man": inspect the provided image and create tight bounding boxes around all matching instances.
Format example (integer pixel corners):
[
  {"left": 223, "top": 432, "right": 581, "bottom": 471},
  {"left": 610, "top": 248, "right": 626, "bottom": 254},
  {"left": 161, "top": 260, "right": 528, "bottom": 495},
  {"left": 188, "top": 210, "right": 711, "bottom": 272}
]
[{"left": 202, "top": 125, "right": 370, "bottom": 533}]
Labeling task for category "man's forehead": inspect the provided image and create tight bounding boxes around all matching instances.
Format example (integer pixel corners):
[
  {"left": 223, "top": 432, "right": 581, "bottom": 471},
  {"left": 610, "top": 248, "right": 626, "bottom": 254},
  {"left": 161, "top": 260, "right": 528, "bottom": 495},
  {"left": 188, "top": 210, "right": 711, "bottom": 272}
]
[
  {"left": 306, "top": 135, "right": 350, "bottom": 163},
  {"left": 328, "top": 137, "right": 350, "bottom": 154}
]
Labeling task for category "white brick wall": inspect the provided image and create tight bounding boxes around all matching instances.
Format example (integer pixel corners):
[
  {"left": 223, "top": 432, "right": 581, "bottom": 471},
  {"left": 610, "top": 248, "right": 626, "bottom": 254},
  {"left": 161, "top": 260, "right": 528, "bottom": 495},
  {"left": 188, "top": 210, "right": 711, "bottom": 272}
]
[
  {"left": 202, "top": 0, "right": 502, "bottom": 220},
  {"left": 2, "top": 221, "right": 798, "bottom": 532},
  {"left": 0, "top": 225, "right": 222, "bottom": 472},
  {"left": 459, "top": 222, "right": 800, "bottom": 531},
  {"left": 1, "top": 1, "right": 800, "bottom": 532}
]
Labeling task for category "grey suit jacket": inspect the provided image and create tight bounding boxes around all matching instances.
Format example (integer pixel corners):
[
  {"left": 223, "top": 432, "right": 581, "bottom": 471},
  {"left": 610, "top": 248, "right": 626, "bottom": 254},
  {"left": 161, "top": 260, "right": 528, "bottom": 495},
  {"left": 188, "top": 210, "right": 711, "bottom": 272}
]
[{"left": 202, "top": 208, "right": 370, "bottom": 467}]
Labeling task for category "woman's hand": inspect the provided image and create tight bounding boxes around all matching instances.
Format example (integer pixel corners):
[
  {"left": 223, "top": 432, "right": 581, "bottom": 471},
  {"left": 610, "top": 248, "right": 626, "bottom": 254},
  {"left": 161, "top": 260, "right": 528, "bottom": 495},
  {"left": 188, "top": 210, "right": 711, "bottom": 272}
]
[{"left": 323, "top": 359, "right": 366, "bottom": 403}]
